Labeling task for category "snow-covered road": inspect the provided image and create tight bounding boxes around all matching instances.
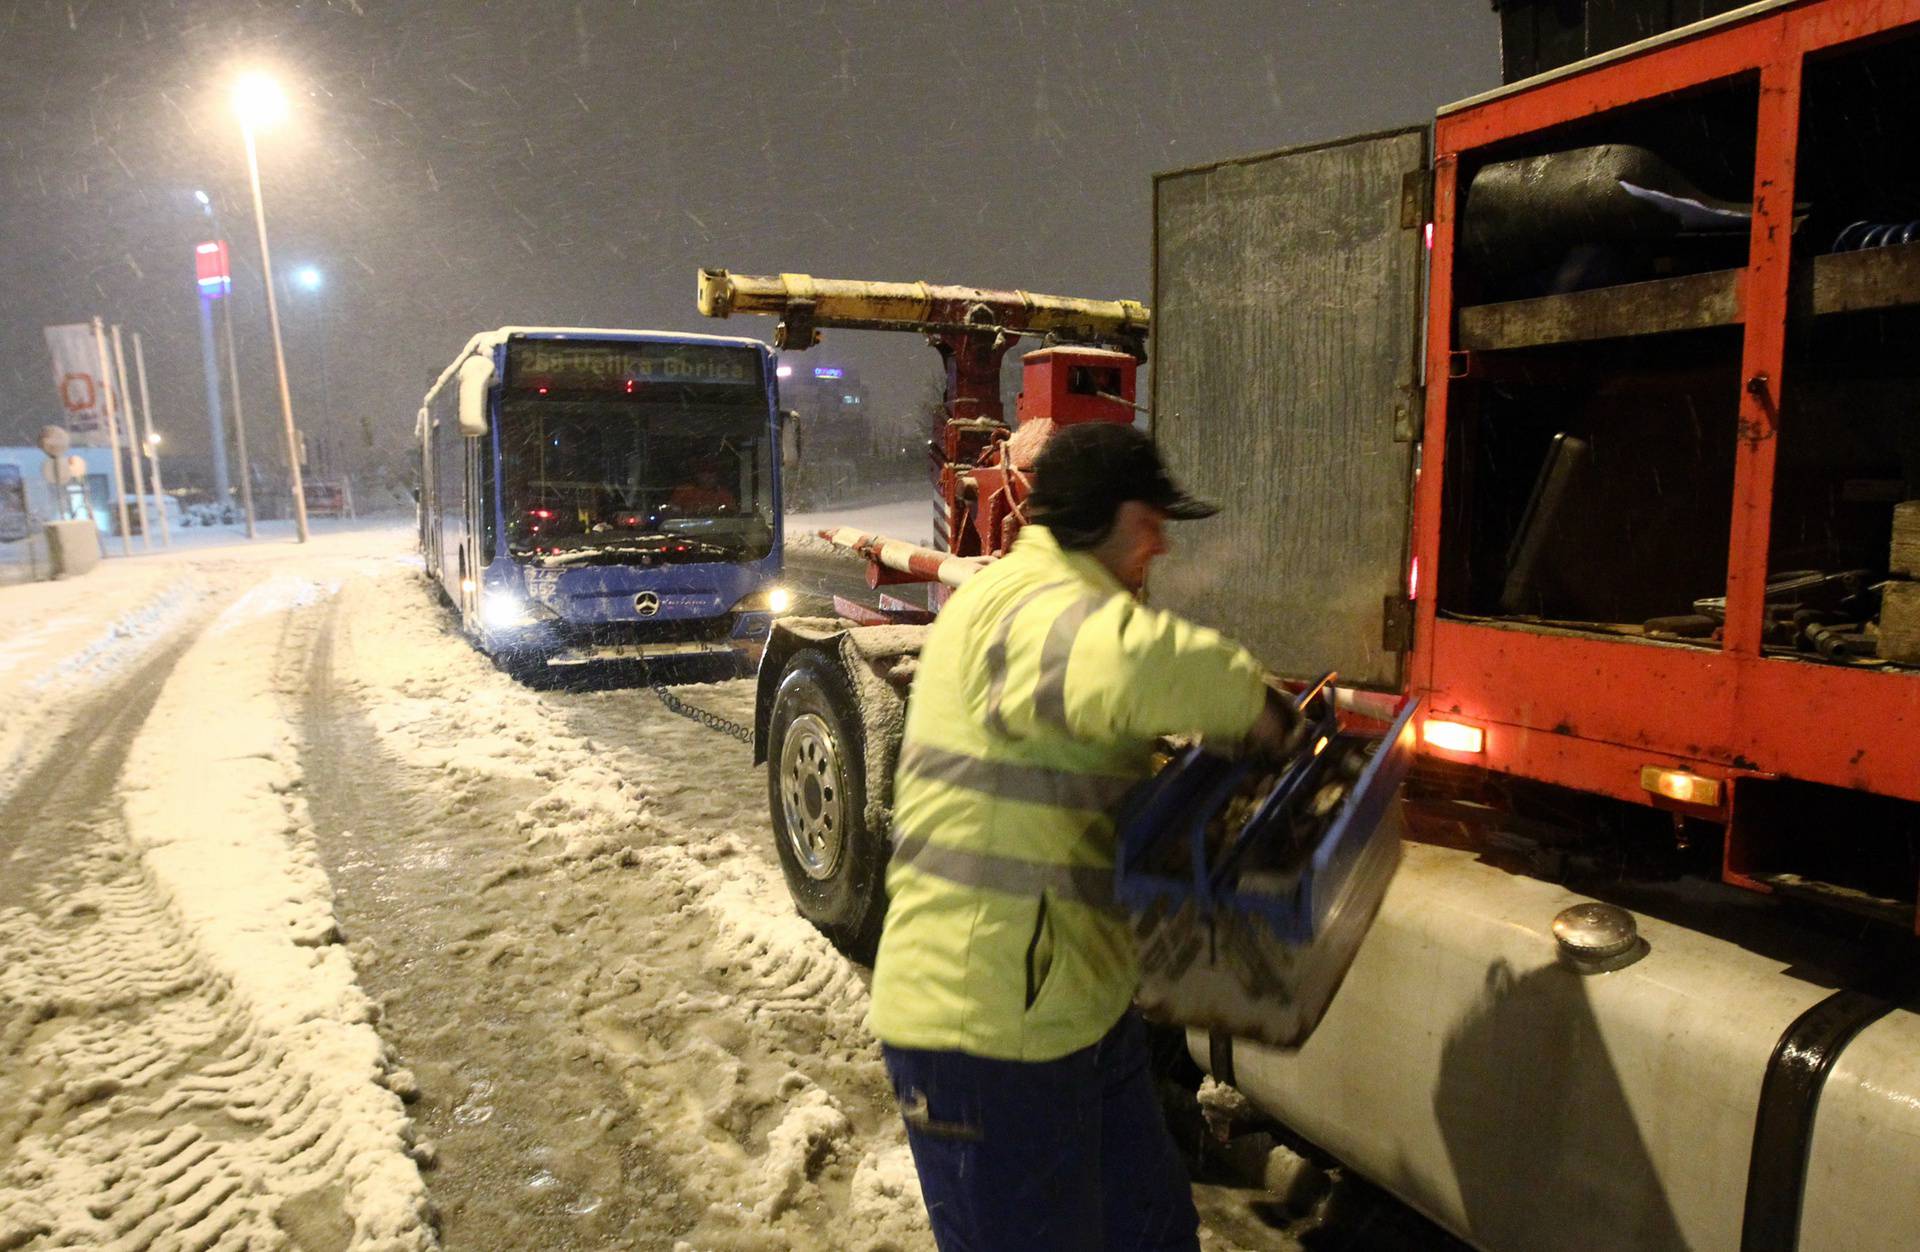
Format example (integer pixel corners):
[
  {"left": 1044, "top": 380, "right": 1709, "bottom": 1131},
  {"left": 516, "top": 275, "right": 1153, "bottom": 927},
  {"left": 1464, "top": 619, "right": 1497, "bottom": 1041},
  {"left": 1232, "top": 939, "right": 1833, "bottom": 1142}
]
[{"left": 0, "top": 518, "right": 1322, "bottom": 1251}]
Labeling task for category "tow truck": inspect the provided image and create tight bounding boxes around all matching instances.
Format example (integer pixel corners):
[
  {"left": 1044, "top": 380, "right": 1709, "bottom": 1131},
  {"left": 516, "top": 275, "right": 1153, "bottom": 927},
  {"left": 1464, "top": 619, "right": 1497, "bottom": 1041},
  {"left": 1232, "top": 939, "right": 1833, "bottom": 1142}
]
[{"left": 700, "top": 3, "right": 1920, "bottom": 1246}]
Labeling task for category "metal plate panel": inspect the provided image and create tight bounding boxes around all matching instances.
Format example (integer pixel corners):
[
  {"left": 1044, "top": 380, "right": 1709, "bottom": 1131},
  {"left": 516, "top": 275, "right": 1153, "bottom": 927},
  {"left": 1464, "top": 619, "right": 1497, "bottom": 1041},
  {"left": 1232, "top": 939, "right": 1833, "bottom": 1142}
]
[{"left": 1151, "top": 127, "right": 1427, "bottom": 690}]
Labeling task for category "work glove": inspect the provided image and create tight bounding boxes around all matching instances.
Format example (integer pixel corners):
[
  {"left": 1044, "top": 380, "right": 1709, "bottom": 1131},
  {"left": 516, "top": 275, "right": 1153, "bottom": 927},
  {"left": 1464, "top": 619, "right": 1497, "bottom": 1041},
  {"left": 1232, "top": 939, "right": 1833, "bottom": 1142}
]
[{"left": 1242, "top": 688, "right": 1309, "bottom": 765}]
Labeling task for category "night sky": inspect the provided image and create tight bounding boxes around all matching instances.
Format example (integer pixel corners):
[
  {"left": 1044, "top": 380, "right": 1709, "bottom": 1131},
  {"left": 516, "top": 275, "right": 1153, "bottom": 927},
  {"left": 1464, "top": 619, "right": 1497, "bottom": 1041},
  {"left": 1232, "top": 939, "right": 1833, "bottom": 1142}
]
[{"left": 0, "top": 1, "right": 1499, "bottom": 491}]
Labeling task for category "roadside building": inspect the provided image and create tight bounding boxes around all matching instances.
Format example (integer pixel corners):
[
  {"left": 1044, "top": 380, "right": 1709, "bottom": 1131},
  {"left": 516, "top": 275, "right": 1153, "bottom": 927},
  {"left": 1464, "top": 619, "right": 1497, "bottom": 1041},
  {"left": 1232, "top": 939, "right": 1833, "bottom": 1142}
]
[{"left": 0, "top": 445, "right": 120, "bottom": 533}]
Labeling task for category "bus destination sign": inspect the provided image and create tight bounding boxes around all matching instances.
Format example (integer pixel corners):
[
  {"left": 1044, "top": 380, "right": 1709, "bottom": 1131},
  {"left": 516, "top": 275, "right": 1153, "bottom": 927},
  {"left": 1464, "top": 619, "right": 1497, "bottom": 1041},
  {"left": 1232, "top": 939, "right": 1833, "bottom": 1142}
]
[{"left": 507, "top": 339, "right": 761, "bottom": 394}]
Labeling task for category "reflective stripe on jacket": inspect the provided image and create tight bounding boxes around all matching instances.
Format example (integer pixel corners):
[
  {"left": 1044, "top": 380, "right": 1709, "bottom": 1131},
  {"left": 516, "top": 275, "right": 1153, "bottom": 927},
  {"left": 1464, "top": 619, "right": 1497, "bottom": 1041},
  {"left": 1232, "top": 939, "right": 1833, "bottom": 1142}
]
[{"left": 867, "top": 524, "right": 1268, "bottom": 1061}]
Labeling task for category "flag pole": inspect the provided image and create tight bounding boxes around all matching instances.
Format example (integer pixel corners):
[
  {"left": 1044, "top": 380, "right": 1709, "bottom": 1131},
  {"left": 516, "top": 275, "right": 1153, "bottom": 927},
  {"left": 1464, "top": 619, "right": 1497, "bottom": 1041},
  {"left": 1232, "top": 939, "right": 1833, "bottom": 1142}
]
[
  {"left": 92, "top": 318, "right": 133, "bottom": 556},
  {"left": 110, "top": 325, "right": 152, "bottom": 551},
  {"left": 132, "top": 332, "right": 172, "bottom": 547}
]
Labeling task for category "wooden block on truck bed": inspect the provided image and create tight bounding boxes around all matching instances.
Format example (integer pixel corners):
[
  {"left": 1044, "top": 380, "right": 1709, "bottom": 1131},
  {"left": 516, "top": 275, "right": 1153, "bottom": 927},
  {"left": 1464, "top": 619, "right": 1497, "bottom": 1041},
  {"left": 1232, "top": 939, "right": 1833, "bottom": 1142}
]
[
  {"left": 1894, "top": 501, "right": 1920, "bottom": 578},
  {"left": 1881, "top": 580, "right": 1920, "bottom": 665}
]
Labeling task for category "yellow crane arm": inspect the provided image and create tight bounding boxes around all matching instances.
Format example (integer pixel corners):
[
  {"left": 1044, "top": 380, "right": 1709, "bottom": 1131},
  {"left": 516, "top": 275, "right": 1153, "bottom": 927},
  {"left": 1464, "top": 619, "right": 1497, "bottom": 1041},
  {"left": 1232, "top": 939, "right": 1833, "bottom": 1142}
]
[{"left": 695, "top": 268, "right": 1149, "bottom": 355}]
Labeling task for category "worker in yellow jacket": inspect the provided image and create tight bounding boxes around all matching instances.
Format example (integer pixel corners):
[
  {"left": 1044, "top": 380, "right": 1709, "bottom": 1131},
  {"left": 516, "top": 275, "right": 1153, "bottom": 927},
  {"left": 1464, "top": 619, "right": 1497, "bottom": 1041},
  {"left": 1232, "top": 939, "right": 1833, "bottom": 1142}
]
[{"left": 869, "top": 421, "right": 1301, "bottom": 1251}]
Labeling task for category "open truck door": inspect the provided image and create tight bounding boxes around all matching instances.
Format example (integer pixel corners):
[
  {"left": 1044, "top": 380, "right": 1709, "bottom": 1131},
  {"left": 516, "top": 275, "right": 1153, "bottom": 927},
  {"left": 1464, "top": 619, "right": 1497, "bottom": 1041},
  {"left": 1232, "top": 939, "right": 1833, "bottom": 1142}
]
[
  {"left": 1115, "top": 127, "right": 1433, "bottom": 1051},
  {"left": 1150, "top": 126, "right": 1429, "bottom": 693}
]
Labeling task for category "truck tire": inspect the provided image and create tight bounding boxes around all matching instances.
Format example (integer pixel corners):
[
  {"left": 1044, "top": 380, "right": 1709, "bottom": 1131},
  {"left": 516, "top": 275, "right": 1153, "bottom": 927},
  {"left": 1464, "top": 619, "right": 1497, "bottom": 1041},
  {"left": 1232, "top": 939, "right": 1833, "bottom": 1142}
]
[{"left": 767, "top": 648, "right": 887, "bottom": 961}]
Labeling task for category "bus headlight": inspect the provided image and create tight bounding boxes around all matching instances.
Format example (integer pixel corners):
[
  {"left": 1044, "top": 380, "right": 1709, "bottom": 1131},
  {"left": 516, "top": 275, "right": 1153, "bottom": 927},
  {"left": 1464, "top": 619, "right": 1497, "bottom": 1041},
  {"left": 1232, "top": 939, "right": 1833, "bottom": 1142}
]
[
  {"left": 482, "top": 589, "right": 539, "bottom": 630},
  {"left": 732, "top": 585, "right": 794, "bottom": 616}
]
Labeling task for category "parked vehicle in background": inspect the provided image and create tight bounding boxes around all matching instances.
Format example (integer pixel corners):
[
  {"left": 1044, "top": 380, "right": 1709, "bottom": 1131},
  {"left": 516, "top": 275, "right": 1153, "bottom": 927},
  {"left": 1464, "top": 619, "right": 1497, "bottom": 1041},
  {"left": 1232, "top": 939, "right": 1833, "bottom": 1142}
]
[
  {"left": 416, "top": 327, "right": 792, "bottom": 678},
  {"left": 121, "top": 494, "right": 185, "bottom": 536},
  {"left": 302, "top": 479, "right": 354, "bottom": 519}
]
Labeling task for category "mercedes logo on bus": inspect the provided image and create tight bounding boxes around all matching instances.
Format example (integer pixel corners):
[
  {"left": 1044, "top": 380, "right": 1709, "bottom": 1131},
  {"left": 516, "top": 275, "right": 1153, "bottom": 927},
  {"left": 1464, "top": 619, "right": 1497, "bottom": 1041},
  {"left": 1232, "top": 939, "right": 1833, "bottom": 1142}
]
[{"left": 634, "top": 591, "right": 660, "bottom": 617}]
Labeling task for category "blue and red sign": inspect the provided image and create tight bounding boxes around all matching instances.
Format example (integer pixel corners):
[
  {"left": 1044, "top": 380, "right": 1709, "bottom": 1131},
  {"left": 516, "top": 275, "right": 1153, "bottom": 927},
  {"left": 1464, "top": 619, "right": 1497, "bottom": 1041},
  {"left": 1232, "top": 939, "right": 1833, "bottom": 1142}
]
[{"left": 195, "top": 240, "right": 231, "bottom": 297}]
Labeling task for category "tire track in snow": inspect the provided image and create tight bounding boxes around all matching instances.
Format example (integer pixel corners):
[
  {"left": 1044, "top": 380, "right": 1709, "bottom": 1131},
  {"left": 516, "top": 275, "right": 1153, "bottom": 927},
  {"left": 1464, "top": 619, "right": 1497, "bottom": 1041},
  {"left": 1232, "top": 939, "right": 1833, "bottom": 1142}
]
[
  {"left": 0, "top": 574, "right": 207, "bottom": 811},
  {"left": 0, "top": 620, "right": 332, "bottom": 1250},
  {"left": 331, "top": 562, "right": 931, "bottom": 1250},
  {"left": 0, "top": 575, "right": 434, "bottom": 1252},
  {"left": 301, "top": 590, "right": 704, "bottom": 1250}
]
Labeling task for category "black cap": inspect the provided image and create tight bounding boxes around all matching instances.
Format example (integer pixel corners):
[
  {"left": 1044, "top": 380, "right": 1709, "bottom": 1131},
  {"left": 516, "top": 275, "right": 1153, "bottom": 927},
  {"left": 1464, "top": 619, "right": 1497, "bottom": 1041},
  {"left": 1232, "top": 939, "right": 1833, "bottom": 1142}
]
[{"left": 1027, "top": 422, "right": 1216, "bottom": 544}]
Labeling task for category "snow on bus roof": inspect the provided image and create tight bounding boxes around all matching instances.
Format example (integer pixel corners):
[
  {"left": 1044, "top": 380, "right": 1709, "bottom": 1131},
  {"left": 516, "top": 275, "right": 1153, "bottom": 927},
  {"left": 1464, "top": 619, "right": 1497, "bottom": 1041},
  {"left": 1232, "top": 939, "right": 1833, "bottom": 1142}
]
[{"left": 421, "top": 325, "right": 771, "bottom": 405}]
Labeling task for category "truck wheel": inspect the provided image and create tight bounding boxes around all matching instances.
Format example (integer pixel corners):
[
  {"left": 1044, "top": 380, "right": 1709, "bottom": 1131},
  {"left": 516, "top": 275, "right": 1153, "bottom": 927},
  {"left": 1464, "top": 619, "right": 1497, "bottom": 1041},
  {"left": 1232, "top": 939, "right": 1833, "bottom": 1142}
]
[{"left": 767, "top": 649, "right": 887, "bottom": 961}]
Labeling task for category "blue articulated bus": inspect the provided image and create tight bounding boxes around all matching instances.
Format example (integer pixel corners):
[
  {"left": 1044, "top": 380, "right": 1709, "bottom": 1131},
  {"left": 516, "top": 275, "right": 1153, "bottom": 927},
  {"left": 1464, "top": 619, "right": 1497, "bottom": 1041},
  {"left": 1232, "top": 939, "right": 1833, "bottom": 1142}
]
[{"left": 417, "top": 327, "right": 790, "bottom": 676}]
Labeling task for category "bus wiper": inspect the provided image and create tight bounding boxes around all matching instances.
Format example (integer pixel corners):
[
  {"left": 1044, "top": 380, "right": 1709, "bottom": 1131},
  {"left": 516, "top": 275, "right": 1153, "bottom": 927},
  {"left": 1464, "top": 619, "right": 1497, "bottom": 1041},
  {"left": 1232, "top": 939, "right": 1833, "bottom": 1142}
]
[{"left": 523, "top": 534, "right": 742, "bottom": 567}]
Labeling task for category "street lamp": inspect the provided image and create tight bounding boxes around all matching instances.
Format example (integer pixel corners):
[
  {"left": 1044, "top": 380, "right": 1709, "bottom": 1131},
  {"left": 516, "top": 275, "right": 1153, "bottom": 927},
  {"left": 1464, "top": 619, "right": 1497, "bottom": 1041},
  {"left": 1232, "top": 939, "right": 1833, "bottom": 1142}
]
[
  {"left": 233, "top": 71, "right": 288, "bottom": 130},
  {"left": 232, "top": 70, "right": 309, "bottom": 542},
  {"left": 293, "top": 265, "right": 323, "bottom": 292}
]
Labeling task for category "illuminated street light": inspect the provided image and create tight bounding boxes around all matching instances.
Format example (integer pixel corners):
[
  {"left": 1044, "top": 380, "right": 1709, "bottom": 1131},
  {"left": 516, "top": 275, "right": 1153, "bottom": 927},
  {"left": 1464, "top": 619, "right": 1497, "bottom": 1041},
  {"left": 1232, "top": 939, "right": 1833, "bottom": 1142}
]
[
  {"left": 147, "top": 432, "right": 163, "bottom": 447},
  {"left": 194, "top": 188, "right": 211, "bottom": 207},
  {"left": 232, "top": 72, "right": 288, "bottom": 131},
  {"left": 293, "top": 265, "right": 323, "bottom": 292},
  {"left": 233, "top": 70, "right": 309, "bottom": 542}
]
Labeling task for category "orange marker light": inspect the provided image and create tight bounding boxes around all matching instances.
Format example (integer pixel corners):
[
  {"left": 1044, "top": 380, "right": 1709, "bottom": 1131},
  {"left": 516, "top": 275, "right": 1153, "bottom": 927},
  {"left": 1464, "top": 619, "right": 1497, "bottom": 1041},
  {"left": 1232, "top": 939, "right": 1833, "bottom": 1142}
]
[
  {"left": 1640, "top": 766, "right": 1721, "bottom": 807},
  {"left": 1422, "top": 719, "right": 1484, "bottom": 754}
]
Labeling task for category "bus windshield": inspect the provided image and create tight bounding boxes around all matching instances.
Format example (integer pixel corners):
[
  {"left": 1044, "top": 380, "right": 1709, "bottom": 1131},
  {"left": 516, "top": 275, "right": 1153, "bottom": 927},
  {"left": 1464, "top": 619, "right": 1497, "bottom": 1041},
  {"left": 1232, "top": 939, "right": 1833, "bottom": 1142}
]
[{"left": 497, "top": 340, "right": 774, "bottom": 567}]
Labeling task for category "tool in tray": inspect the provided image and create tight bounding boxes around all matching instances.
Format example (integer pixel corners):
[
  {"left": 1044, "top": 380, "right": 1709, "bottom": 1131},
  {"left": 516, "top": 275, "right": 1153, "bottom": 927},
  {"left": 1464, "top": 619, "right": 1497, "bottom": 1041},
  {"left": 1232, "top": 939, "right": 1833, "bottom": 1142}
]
[{"left": 1115, "top": 674, "right": 1419, "bottom": 1048}]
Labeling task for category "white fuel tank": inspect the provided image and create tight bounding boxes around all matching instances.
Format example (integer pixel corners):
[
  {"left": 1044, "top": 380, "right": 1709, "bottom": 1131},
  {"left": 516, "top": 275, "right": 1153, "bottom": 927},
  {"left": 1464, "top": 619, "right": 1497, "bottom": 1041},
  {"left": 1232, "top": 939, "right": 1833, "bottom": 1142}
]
[{"left": 1191, "top": 841, "right": 1920, "bottom": 1251}]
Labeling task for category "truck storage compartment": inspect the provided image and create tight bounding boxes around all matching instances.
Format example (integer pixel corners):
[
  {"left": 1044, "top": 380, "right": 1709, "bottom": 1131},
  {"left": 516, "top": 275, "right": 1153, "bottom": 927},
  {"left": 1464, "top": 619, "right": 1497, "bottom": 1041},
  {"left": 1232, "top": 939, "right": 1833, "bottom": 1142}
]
[
  {"left": 1492, "top": 0, "right": 1755, "bottom": 84},
  {"left": 1443, "top": 39, "right": 1920, "bottom": 667},
  {"left": 1766, "top": 335, "right": 1920, "bottom": 666},
  {"left": 1437, "top": 330, "right": 1741, "bottom": 635},
  {"left": 1725, "top": 775, "right": 1920, "bottom": 928},
  {"left": 1768, "top": 27, "right": 1920, "bottom": 668},
  {"left": 1443, "top": 79, "right": 1759, "bottom": 641},
  {"left": 1456, "top": 76, "right": 1758, "bottom": 306}
]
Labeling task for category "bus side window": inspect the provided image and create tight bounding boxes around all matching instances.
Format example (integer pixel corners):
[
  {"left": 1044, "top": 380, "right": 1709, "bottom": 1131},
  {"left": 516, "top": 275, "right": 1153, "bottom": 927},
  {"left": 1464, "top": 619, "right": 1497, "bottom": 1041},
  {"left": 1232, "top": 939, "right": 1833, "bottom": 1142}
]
[{"left": 480, "top": 427, "right": 497, "bottom": 557}]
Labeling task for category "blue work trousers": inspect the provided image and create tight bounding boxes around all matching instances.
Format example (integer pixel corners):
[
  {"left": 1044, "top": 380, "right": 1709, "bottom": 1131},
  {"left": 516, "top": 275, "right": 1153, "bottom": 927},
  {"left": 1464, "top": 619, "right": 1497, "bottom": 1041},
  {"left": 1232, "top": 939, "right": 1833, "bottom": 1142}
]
[{"left": 881, "top": 1010, "right": 1201, "bottom": 1252}]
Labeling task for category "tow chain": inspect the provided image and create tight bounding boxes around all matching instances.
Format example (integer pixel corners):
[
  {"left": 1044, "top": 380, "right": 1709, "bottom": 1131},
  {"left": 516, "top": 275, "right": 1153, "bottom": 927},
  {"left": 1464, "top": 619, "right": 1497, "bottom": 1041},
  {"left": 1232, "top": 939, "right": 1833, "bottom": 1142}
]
[{"left": 647, "top": 675, "right": 755, "bottom": 744}]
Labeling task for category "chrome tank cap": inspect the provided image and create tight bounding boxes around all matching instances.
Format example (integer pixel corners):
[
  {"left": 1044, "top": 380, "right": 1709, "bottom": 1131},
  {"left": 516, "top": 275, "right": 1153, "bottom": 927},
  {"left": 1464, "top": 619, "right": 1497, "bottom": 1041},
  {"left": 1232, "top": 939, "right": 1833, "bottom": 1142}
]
[{"left": 1552, "top": 902, "right": 1648, "bottom": 974}]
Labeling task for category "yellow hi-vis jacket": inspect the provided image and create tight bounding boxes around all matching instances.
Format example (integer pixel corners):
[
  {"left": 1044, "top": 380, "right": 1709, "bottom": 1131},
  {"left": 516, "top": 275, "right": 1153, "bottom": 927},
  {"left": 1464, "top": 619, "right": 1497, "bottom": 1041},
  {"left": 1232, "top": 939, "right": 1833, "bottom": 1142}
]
[{"left": 868, "top": 524, "right": 1269, "bottom": 1062}]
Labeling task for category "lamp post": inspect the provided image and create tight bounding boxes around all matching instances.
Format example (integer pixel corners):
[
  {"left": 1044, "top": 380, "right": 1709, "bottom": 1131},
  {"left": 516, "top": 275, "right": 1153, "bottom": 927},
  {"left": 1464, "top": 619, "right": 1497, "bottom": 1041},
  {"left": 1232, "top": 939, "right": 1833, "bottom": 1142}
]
[{"left": 233, "top": 71, "right": 309, "bottom": 542}]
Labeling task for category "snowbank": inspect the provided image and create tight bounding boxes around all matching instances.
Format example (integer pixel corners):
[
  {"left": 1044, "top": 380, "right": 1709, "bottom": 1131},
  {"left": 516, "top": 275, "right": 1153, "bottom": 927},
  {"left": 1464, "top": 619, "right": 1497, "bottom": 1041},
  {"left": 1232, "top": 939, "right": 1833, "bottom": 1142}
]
[{"left": 0, "top": 565, "right": 205, "bottom": 801}]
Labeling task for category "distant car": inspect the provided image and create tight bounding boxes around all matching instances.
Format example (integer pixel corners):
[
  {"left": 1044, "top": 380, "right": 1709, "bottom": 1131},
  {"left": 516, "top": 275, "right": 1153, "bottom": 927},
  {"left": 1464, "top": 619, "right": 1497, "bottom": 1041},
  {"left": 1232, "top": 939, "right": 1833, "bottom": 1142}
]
[{"left": 121, "top": 494, "right": 186, "bottom": 536}]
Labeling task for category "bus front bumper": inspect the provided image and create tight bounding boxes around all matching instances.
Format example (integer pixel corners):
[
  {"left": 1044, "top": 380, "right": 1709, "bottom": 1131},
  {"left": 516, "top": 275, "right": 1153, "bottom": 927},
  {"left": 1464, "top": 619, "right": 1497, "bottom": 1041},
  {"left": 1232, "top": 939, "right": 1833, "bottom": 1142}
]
[
  {"left": 546, "top": 638, "right": 737, "bottom": 666},
  {"left": 512, "top": 611, "right": 775, "bottom": 669}
]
